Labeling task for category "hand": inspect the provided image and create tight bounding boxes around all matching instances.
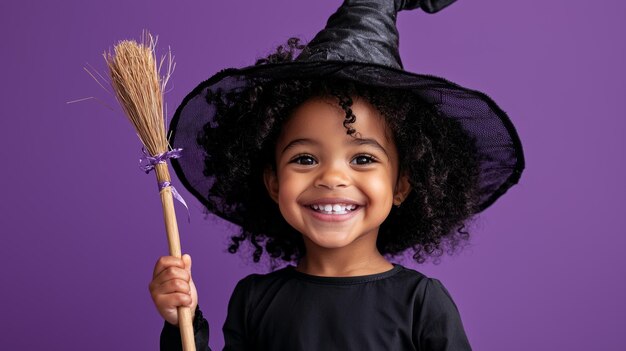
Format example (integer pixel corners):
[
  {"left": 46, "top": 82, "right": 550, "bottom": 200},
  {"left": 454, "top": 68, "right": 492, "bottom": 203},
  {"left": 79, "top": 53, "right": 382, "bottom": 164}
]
[{"left": 149, "top": 254, "right": 198, "bottom": 326}]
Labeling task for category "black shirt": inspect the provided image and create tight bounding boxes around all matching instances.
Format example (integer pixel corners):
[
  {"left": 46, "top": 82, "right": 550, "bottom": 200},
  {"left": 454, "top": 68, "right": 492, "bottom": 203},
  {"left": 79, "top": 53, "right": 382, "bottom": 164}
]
[{"left": 161, "top": 264, "right": 472, "bottom": 350}]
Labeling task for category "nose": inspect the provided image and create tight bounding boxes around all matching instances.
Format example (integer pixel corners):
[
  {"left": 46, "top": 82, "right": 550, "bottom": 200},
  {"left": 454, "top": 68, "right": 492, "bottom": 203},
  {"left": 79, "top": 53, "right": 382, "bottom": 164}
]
[{"left": 314, "top": 161, "right": 350, "bottom": 189}]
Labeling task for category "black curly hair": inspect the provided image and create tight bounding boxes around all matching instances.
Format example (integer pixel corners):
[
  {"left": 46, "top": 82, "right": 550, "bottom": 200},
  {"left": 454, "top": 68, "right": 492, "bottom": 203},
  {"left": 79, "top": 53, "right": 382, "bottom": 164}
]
[{"left": 197, "top": 38, "right": 481, "bottom": 266}]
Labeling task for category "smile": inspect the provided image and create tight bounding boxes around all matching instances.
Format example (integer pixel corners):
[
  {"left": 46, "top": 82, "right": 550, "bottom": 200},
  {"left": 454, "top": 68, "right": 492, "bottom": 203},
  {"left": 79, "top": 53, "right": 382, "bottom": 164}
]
[{"left": 308, "top": 203, "right": 358, "bottom": 215}]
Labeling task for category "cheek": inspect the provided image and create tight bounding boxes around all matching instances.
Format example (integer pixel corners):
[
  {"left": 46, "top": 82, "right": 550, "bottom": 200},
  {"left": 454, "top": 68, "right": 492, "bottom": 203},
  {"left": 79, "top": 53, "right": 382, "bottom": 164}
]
[
  {"left": 276, "top": 171, "right": 306, "bottom": 205},
  {"left": 274, "top": 172, "right": 310, "bottom": 230},
  {"left": 362, "top": 171, "right": 396, "bottom": 204}
]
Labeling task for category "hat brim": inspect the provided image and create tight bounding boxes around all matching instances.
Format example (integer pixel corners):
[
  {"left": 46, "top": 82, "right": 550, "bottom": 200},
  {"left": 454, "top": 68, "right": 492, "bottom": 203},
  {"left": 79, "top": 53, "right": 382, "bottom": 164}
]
[{"left": 168, "top": 60, "right": 524, "bottom": 224}]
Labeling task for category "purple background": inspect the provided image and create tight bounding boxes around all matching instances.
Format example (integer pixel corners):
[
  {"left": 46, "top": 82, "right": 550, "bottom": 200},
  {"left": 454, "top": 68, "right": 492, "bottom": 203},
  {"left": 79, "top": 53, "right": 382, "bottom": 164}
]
[{"left": 1, "top": 0, "right": 624, "bottom": 349}]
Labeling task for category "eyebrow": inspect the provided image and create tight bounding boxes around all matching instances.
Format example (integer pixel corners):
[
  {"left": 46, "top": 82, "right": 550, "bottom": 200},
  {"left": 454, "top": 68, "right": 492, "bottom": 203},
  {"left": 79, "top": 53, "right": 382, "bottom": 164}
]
[
  {"left": 281, "top": 137, "right": 389, "bottom": 159},
  {"left": 281, "top": 138, "right": 317, "bottom": 154},
  {"left": 352, "top": 138, "right": 390, "bottom": 159}
]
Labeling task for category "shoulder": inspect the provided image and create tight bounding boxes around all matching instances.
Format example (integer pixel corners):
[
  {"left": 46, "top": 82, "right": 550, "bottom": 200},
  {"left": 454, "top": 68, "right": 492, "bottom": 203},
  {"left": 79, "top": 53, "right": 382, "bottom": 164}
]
[
  {"left": 396, "top": 269, "right": 472, "bottom": 349},
  {"left": 391, "top": 265, "right": 461, "bottom": 311},
  {"left": 395, "top": 265, "right": 453, "bottom": 292},
  {"left": 229, "top": 266, "right": 295, "bottom": 299},
  {"left": 389, "top": 264, "right": 434, "bottom": 292},
  {"left": 400, "top": 270, "right": 463, "bottom": 323},
  {"left": 234, "top": 265, "right": 294, "bottom": 286},
  {"left": 393, "top": 264, "right": 428, "bottom": 282}
]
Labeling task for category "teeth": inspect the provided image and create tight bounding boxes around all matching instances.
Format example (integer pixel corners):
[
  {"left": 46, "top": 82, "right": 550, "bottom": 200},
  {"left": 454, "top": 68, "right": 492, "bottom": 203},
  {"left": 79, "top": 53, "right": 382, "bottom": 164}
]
[{"left": 310, "top": 203, "right": 357, "bottom": 214}]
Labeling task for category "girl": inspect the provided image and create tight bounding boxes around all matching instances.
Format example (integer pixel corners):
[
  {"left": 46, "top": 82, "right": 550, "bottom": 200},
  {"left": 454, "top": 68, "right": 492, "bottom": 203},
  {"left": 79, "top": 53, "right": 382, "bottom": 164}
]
[{"left": 150, "top": 0, "right": 524, "bottom": 350}]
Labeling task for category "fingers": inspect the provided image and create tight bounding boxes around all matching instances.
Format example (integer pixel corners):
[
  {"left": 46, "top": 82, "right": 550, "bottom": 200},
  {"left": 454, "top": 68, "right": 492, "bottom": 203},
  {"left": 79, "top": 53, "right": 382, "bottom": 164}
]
[
  {"left": 151, "top": 290, "right": 193, "bottom": 326},
  {"left": 151, "top": 276, "right": 192, "bottom": 294},
  {"left": 149, "top": 254, "right": 197, "bottom": 326},
  {"left": 149, "top": 255, "right": 194, "bottom": 296},
  {"left": 152, "top": 292, "right": 194, "bottom": 311},
  {"left": 153, "top": 256, "right": 186, "bottom": 278},
  {"left": 182, "top": 254, "right": 192, "bottom": 273},
  {"left": 150, "top": 265, "right": 189, "bottom": 287}
]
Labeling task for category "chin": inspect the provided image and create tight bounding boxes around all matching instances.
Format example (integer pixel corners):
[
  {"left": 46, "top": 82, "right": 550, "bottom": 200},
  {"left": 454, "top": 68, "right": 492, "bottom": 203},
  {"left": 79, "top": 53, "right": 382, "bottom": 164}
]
[{"left": 305, "top": 233, "right": 358, "bottom": 249}]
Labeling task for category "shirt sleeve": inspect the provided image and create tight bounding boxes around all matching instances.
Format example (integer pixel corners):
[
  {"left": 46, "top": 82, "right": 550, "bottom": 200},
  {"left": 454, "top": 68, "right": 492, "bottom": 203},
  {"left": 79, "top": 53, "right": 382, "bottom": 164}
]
[
  {"left": 160, "top": 304, "right": 211, "bottom": 351},
  {"left": 415, "top": 278, "right": 473, "bottom": 351},
  {"left": 222, "top": 275, "right": 254, "bottom": 351}
]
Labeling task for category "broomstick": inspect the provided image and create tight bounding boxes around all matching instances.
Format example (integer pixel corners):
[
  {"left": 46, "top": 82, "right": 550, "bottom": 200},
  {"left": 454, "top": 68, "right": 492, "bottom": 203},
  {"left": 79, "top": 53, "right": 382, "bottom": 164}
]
[{"left": 104, "top": 32, "right": 196, "bottom": 351}]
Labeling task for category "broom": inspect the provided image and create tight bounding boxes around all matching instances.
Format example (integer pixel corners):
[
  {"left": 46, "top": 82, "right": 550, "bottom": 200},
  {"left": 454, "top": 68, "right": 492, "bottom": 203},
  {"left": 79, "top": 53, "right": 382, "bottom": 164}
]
[{"left": 104, "top": 31, "right": 196, "bottom": 351}]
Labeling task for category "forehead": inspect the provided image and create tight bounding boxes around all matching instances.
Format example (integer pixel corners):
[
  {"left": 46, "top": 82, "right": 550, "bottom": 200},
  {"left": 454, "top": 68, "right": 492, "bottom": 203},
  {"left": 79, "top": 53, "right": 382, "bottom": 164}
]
[{"left": 277, "top": 96, "right": 392, "bottom": 144}]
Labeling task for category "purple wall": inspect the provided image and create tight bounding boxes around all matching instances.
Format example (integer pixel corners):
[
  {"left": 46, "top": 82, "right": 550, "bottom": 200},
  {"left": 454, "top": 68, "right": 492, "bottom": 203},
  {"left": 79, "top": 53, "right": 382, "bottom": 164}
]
[{"left": 2, "top": 0, "right": 624, "bottom": 349}]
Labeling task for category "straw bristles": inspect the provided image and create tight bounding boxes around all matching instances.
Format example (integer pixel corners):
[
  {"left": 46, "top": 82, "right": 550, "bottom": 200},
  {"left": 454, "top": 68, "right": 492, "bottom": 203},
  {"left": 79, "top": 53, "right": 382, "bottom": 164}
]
[{"left": 104, "top": 31, "right": 176, "bottom": 157}]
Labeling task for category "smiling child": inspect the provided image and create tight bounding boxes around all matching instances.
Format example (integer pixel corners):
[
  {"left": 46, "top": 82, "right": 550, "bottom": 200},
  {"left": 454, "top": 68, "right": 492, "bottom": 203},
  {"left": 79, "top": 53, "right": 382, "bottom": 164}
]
[{"left": 149, "top": 1, "right": 524, "bottom": 350}]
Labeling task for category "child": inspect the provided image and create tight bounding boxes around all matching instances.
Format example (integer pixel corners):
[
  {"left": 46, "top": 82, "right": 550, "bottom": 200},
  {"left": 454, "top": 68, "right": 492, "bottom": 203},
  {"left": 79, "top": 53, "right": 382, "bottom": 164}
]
[{"left": 150, "top": 0, "right": 524, "bottom": 350}]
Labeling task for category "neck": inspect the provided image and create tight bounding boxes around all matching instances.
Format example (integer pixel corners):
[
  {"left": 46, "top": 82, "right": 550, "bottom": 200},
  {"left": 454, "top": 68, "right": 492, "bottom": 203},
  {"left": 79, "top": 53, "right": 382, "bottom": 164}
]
[{"left": 296, "top": 237, "right": 393, "bottom": 277}]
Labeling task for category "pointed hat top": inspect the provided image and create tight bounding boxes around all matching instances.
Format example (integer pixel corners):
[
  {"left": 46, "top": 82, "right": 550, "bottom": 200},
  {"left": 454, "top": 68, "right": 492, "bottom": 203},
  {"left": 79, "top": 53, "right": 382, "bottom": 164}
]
[{"left": 296, "top": 0, "right": 456, "bottom": 69}]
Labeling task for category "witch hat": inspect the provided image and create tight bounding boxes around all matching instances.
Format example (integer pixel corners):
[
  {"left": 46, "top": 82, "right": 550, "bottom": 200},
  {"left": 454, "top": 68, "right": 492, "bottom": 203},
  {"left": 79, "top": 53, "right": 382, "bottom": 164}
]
[{"left": 168, "top": 0, "right": 524, "bottom": 225}]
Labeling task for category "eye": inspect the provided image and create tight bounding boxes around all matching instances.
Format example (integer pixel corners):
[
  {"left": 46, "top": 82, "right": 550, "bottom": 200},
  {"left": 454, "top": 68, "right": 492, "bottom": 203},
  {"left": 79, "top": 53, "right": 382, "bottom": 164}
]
[
  {"left": 290, "top": 154, "right": 317, "bottom": 166},
  {"left": 351, "top": 154, "right": 376, "bottom": 165}
]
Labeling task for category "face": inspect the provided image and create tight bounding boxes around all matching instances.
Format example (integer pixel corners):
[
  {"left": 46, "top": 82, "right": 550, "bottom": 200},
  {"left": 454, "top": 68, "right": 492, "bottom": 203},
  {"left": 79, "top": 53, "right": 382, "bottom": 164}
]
[{"left": 264, "top": 96, "right": 411, "bottom": 253}]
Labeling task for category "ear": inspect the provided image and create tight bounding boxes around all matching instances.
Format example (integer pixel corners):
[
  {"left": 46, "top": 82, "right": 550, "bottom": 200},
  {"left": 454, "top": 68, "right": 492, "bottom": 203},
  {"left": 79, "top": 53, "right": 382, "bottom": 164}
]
[
  {"left": 393, "top": 173, "right": 412, "bottom": 206},
  {"left": 263, "top": 167, "right": 279, "bottom": 203}
]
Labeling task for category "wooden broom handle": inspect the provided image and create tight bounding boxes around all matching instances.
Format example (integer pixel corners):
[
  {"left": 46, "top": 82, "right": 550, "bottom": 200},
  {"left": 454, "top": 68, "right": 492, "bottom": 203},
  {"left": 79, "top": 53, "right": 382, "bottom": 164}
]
[{"left": 155, "top": 163, "right": 196, "bottom": 351}]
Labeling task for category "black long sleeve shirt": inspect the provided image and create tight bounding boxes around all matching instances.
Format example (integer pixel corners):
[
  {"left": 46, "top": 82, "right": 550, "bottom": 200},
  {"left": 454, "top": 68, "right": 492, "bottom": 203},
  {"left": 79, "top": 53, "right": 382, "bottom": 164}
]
[{"left": 161, "top": 264, "right": 472, "bottom": 350}]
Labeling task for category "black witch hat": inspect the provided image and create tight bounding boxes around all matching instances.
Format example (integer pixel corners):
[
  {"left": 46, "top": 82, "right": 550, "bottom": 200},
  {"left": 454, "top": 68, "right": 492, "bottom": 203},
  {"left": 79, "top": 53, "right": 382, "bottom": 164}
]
[{"left": 168, "top": 0, "right": 524, "bottom": 224}]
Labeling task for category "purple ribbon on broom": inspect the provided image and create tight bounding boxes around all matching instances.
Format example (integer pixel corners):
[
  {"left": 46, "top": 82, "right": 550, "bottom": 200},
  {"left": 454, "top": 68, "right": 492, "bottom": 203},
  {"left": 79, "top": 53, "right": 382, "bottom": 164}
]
[{"left": 139, "top": 147, "right": 190, "bottom": 222}]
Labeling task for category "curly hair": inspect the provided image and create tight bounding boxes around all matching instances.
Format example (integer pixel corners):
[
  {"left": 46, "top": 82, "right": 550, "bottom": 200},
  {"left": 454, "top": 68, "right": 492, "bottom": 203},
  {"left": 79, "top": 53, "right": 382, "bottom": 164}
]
[{"left": 197, "top": 38, "right": 481, "bottom": 266}]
